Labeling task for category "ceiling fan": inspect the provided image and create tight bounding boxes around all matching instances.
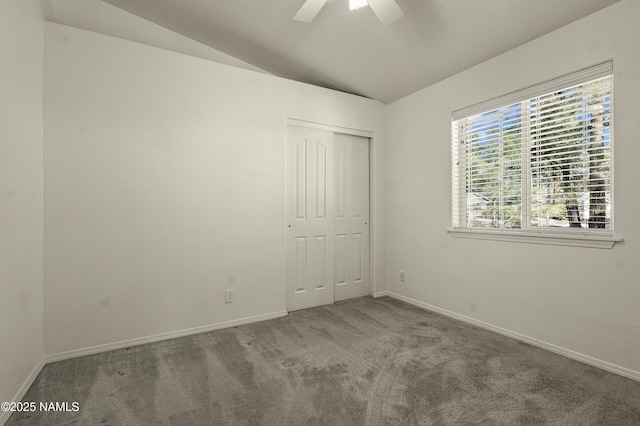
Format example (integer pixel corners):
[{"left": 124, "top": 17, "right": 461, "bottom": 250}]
[{"left": 293, "top": 0, "right": 404, "bottom": 26}]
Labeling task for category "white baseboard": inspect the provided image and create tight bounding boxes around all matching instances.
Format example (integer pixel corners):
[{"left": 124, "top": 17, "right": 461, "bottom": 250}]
[
  {"left": 45, "top": 310, "right": 288, "bottom": 363},
  {"left": 0, "top": 357, "right": 45, "bottom": 426},
  {"left": 384, "top": 291, "right": 640, "bottom": 382},
  {"left": 372, "top": 291, "right": 389, "bottom": 298}
]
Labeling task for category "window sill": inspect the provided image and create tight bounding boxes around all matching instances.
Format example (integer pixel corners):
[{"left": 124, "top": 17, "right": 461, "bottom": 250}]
[{"left": 447, "top": 228, "right": 622, "bottom": 249}]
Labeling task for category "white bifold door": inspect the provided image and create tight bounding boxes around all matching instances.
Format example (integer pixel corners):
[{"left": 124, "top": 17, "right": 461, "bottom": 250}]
[{"left": 286, "top": 125, "right": 370, "bottom": 312}]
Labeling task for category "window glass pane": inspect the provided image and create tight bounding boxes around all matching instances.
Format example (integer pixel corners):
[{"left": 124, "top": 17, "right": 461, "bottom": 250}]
[
  {"left": 529, "top": 76, "right": 612, "bottom": 229},
  {"left": 465, "top": 103, "right": 522, "bottom": 228}
]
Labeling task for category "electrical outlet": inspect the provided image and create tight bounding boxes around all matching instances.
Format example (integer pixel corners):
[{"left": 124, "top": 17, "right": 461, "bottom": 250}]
[
  {"left": 400, "top": 270, "right": 406, "bottom": 283},
  {"left": 225, "top": 289, "right": 234, "bottom": 303}
]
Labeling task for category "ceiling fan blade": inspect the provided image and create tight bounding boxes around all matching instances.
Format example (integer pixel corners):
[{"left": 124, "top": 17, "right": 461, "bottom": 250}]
[
  {"left": 367, "top": 0, "right": 404, "bottom": 26},
  {"left": 293, "top": 0, "right": 328, "bottom": 22}
]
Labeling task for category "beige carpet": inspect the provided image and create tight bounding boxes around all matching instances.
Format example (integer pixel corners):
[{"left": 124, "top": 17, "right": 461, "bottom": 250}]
[{"left": 9, "top": 296, "right": 640, "bottom": 425}]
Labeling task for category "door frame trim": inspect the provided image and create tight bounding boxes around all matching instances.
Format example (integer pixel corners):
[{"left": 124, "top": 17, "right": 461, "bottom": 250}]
[
  {"left": 285, "top": 118, "right": 376, "bottom": 309},
  {"left": 286, "top": 118, "right": 374, "bottom": 139}
]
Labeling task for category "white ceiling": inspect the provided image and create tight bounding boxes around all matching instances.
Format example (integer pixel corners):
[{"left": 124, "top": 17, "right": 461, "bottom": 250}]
[{"left": 102, "top": 0, "right": 619, "bottom": 104}]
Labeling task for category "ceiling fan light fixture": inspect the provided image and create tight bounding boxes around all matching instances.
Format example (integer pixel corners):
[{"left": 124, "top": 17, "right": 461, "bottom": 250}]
[
  {"left": 349, "top": 0, "right": 368, "bottom": 11},
  {"left": 294, "top": 0, "right": 403, "bottom": 25}
]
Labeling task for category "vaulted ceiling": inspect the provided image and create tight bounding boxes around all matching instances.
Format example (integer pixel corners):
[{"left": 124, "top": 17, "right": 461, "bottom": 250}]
[{"left": 102, "top": 0, "right": 619, "bottom": 104}]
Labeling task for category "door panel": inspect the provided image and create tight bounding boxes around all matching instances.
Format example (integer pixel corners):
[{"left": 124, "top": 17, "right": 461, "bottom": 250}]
[
  {"left": 286, "top": 126, "right": 334, "bottom": 311},
  {"left": 334, "top": 133, "right": 370, "bottom": 302}
]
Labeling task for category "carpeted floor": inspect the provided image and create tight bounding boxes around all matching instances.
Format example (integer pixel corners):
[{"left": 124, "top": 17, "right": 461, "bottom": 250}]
[{"left": 9, "top": 296, "right": 640, "bottom": 425}]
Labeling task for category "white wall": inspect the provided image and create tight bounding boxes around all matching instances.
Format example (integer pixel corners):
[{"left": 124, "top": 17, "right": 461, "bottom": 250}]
[
  {"left": 44, "top": 22, "right": 387, "bottom": 357},
  {"left": 42, "top": 0, "right": 267, "bottom": 75},
  {"left": 0, "top": 0, "right": 45, "bottom": 419},
  {"left": 386, "top": 0, "right": 640, "bottom": 378}
]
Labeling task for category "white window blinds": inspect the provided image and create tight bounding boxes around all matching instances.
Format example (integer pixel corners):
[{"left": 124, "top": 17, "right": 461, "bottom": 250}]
[{"left": 452, "top": 62, "right": 613, "bottom": 233}]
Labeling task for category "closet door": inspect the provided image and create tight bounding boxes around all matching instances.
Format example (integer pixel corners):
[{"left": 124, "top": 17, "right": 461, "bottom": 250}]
[
  {"left": 286, "top": 126, "right": 335, "bottom": 311},
  {"left": 333, "top": 133, "right": 370, "bottom": 302},
  {"left": 286, "top": 127, "right": 370, "bottom": 311}
]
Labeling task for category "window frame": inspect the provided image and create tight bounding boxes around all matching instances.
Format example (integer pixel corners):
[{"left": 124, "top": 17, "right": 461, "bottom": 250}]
[{"left": 449, "top": 62, "right": 621, "bottom": 249}]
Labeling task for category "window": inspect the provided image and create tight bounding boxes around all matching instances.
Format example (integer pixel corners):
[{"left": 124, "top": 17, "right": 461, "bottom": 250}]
[{"left": 451, "top": 62, "right": 619, "bottom": 248}]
